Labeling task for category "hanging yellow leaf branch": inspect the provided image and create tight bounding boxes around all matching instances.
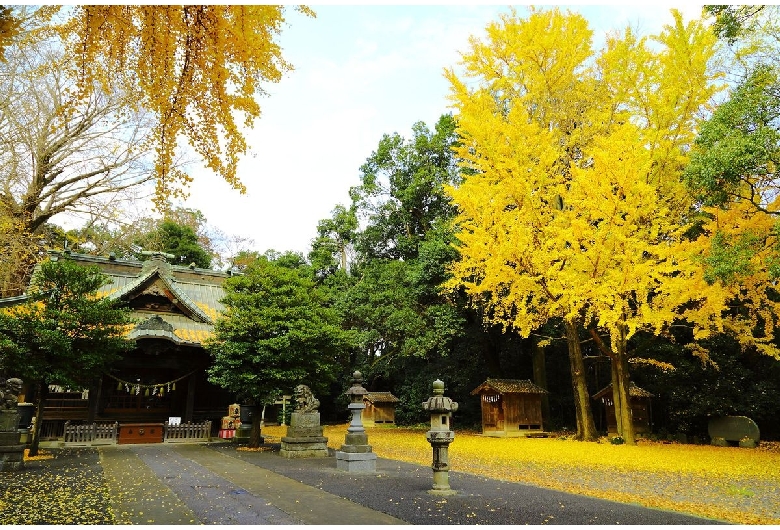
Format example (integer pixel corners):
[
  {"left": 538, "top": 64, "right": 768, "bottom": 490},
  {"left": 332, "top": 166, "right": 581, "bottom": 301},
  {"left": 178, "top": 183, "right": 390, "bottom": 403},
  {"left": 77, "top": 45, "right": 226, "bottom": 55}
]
[{"left": 58, "top": 5, "right": 315, "bottom": 210}]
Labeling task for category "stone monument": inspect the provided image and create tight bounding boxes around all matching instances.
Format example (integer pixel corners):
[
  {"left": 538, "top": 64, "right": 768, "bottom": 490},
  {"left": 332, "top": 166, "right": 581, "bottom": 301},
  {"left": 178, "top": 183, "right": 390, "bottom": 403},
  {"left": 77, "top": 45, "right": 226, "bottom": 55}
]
[
  {"left": 336, "top": 371, "right": 377, "bottom": 472},
  {"left": 279, "top": 384, "right": 328, "bottom": 458},
  {"left": 0, "top": 377, "right": 26, "bottom": 471}
]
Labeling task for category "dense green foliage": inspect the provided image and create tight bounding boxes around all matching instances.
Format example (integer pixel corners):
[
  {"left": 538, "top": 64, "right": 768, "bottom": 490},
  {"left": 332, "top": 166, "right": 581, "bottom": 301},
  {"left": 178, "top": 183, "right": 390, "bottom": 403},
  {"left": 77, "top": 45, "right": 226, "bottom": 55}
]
[
  {"left": 133, "top": 220, "right": 212, "bottom": 268},
  {"left": 0, "top": 259, "right": 133, "bottom": 389},
  {"left": 206, "top": 252, "right": 350, "bottom": 417},
  {"left": 684, "top": 65, "right": 780, "bottom": 213},
  {"left": 0, "top": 258, "right": 133, "bottom": 454}
]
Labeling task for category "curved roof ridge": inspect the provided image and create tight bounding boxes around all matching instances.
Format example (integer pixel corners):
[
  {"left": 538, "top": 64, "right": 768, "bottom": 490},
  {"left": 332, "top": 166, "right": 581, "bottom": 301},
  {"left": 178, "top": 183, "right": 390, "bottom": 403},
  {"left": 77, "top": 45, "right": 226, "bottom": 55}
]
[
  {"left": 108, "top": 268, "right": 159, "bottom": 301},
  {"left": 109, "top": 265, "right": 213, "bottom": 324},
  {"left": 164, "top": 276, "right": 214, "bottom": 324}
]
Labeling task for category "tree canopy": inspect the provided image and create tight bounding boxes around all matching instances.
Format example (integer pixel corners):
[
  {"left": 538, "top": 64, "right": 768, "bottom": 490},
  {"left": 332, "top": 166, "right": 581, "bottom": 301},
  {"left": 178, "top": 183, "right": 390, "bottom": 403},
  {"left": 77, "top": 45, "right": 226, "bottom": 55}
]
[
  {"left": 0, "top": 15, "right": 155, "bottom": 296},
  {"left": 133, "top": 220, "right": 212, "bottom": 269},
  {"left": 59, "top": 5, "right": 314, "bottom": 208},
  {"left": 0, "top": 5, "right": 311, "bottom": 296},
  {"left": 0, "top": 257, "right": 133, "bottom": 454},
  {"left": 445, "top": 7, "right": 724, "bottom": 443},
  {"left": 206, "top": 251, "right": 350, "bottom": 445}
]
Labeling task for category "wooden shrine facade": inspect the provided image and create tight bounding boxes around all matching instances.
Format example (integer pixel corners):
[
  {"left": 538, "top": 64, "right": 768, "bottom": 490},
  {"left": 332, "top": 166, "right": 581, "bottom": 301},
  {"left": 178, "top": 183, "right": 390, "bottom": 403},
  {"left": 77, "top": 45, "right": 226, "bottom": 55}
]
[
  {"left": 10, "top": 250, "right": 236, "bottom": 439},
  {"left": 471, "top": 378, "right": 548, "bottom": 437}
]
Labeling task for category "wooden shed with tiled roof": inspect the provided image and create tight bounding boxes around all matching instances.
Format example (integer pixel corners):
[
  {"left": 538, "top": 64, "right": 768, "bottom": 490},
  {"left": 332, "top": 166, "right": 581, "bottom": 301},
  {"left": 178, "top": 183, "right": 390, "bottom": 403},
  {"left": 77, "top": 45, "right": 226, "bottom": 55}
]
[
  {"left": 592, "top": 382, "right": 654, "bottom": 435},
  {"left": 362, "top": 391, "right": 399, "bottom": 426},
  {"left": 471, "top": 379, "right": 548, "bottom": 437},
  {"left": 15, "top": 250, "right": 237, "bottom": 438}
]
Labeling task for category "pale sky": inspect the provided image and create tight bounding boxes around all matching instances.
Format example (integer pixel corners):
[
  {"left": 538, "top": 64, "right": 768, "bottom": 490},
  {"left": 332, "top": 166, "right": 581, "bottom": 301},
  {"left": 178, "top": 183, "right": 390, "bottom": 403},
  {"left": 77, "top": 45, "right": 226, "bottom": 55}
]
[{"left": 145, "top": 4, "right": 706, "bottom": 258}]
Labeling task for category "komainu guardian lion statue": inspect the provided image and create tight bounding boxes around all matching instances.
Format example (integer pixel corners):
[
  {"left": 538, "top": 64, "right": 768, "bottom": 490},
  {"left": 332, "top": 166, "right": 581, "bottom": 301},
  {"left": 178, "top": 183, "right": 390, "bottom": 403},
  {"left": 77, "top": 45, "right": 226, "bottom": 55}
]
[{"left": 293, "top": 384, "right": 319, "bottom": 413}]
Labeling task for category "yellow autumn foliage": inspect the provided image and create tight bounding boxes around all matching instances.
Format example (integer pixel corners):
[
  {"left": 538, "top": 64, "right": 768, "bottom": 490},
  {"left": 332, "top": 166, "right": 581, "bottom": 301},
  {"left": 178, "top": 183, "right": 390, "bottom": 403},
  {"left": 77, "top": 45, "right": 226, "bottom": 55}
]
[
  {"left": 444, "top": 8, "right": 740, "bottom": 443},
  {"left": 446, "top": 7, "right": 725, "bottom": 348},
  {"left": 52, "top": 6, "right": 314, "bottom": 209}
]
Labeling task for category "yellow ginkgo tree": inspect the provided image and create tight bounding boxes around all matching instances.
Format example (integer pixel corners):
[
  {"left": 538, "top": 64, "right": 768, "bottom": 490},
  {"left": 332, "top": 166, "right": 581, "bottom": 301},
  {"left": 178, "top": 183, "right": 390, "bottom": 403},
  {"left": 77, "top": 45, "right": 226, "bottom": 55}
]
[{"left": 446, "top": 8, "right": 724, "bottom": 444}]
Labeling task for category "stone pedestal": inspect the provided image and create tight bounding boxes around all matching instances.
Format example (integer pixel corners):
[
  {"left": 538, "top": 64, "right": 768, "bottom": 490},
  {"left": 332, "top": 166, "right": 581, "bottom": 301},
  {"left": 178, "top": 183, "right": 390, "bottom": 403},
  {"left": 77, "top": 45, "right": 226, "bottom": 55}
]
[
  {"left": 336, "top": 392, "right": 377, "bottom": 472},
  {"left": 0, "top": 410, "right": 19, "bottom": 431},
  {"left": 233, "top": 425, "right": 252, "bottom": 444},
  {"left": 336, "top": 450, "right": 377, "bottom": 471},
  {"left": 0, "top": 411, "right": 24, "bottom": 471},
  {"left": 280, "top": 412, "right": 328, "bottom": 458}
]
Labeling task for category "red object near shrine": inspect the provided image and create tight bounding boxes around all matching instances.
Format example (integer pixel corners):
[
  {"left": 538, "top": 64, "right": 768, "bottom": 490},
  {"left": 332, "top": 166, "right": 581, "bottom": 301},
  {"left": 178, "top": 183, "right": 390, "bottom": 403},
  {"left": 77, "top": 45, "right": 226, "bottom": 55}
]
[{"left": 117, "top": 423, "right": 164, "bottom": 444}]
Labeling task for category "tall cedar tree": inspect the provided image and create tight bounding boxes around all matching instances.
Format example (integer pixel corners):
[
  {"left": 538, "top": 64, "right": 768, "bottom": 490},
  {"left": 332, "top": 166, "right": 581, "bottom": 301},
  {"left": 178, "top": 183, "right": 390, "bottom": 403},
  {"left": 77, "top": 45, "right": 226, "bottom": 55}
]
[
  {"left": 0, "top": 258, "right": 133, "bottom": 455},
  {"left": 333, "top": 115, "right": 464, "bottom": 384}
]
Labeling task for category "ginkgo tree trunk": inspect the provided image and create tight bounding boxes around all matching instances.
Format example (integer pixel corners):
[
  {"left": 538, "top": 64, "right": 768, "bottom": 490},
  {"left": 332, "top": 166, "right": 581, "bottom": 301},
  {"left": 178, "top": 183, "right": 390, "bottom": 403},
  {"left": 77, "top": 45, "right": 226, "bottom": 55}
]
[{"left": 446, "top": 7, "right": 724, "bottom": 444}]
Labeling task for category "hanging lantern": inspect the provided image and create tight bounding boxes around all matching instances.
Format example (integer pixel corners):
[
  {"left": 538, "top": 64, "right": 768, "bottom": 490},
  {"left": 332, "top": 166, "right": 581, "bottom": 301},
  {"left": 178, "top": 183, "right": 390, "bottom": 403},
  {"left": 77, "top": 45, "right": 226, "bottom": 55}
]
[
  {"left": 144, "top": 388, "right": 149, "bottom": 397},
  {"left": 172, "top": 383, "right": 176, "bottom": 391},
  {"left": 117, "top": 381, "right": 122, "bottom": 391},
  {"left": 159, "top": 387, "right": 165, "bottom": 397}
]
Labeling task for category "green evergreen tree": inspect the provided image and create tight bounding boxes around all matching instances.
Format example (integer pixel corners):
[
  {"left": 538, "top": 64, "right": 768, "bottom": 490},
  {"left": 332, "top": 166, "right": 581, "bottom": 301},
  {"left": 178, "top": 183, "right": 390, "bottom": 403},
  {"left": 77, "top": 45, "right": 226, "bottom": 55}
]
[
  {"left": 0, "top": 258, "right": 133, "bottom": 455},
  {"left": 206, "top": 252, "right": 351, "bottom": 447}
]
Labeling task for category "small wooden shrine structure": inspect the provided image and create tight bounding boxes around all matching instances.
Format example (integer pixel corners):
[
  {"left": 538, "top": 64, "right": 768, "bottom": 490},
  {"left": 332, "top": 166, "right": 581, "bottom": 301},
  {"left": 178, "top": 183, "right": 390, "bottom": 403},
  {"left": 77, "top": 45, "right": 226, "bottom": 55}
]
[
  {"left": 361, "top": 391, "right": 399, "bottom": 427},
  {"left": 471, "top": 379, "right": 548, "bottom": 437},
  {"left": 592, "top": 383, "right": 654, "bottom": 435}
]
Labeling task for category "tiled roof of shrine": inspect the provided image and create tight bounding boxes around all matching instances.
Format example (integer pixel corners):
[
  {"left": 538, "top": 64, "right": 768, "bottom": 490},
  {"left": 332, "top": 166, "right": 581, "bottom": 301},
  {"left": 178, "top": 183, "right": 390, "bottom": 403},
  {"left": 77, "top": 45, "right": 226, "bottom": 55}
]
[
  {"left": 592, "top": 382, "right": 654, "bottom": 400},
  {"left": 48, "top": 250, "right": 231, "bottom": 347},
  {"left": 470, "top": 378, "right": 549, "bottom": 395},
  {"left": 365, "top": 392, "right": 399, "bottom": 403}
]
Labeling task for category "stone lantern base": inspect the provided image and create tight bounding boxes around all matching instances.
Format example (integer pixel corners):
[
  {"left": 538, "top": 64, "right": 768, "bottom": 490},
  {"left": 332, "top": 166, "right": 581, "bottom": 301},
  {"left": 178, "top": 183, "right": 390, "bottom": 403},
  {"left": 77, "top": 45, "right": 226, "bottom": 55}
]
[{"left": 335, "top": 450, "right": 377, "bottom": 472}]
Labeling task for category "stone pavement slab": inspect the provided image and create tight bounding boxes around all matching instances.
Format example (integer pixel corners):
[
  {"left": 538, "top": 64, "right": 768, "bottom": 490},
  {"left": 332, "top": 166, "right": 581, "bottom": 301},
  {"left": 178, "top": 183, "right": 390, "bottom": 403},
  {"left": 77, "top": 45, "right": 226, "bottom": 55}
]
[
  {"left": 171, "top": 444, "right": 404, "bottom": 525},
  {"left": 100, "top": 446, "right": 198, "bottom": 524}
]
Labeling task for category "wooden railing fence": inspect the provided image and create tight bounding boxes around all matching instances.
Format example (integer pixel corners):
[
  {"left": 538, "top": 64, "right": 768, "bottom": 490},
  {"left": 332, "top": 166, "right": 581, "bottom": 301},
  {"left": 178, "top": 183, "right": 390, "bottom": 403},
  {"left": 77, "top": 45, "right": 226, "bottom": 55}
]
[
  {"left": 60, "top": 420, "right": 212, "bottom": 445},
  {"left": 164, "top": 420, "right": 211, "bottom": 442},
  {"left": 63, "top": 421, "right": 118, "bottom": 445}
]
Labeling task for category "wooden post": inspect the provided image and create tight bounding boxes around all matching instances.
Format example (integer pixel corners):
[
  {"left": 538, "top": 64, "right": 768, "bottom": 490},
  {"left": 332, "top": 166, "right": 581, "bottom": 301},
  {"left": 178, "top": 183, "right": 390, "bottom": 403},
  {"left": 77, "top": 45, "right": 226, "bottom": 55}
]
[
  {"left": 532, "top": 341, "right": 550, "bottom": 430},
  {"left": 86, "top": 377, "right": 103, "bottom": 423},
  {"left": 185, "top": 372, "right": 197, "bottom": 423}
]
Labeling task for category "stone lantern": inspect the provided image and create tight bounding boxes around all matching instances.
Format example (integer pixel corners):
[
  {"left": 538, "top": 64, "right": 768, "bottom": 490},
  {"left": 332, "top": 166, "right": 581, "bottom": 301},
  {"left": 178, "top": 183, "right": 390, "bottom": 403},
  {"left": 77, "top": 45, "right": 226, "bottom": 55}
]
[
  {"left": 336, "top": 371, "right": 377, "bottom": 472},
  {"left": 422, "top": 379, "right": 458, "bottom": 495}
]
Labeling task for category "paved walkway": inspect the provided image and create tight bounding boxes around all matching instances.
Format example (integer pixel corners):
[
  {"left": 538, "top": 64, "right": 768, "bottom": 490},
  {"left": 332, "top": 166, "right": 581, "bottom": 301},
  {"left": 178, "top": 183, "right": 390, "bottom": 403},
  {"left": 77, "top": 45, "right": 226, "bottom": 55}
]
[
  {"left": 98, "top": 442, "right": 725, "bottom": 525},
  {"left": 100, "top": 444, "right": 401, "bottom": 525}
]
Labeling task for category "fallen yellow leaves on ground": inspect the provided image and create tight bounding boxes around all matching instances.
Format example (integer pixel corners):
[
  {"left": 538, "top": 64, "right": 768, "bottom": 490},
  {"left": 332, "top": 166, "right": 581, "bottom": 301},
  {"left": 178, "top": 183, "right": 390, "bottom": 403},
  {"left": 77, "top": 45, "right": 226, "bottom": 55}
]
[
  {"left": 2, "top": 448, "right": 113, "bottom": 524},
  {"left": 262, "top": 424, "right": 780, "bottom": 525},
  {"left": 23, "top": 448, "right": 54, "bottom": 461}
]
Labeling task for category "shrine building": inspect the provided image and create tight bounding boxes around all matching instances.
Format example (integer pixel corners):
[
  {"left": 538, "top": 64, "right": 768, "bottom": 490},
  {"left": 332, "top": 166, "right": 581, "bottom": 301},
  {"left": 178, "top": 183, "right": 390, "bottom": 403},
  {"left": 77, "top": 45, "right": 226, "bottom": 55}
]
[{"left": 5, "top": 250, "right": 236, "bottom": 440}]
